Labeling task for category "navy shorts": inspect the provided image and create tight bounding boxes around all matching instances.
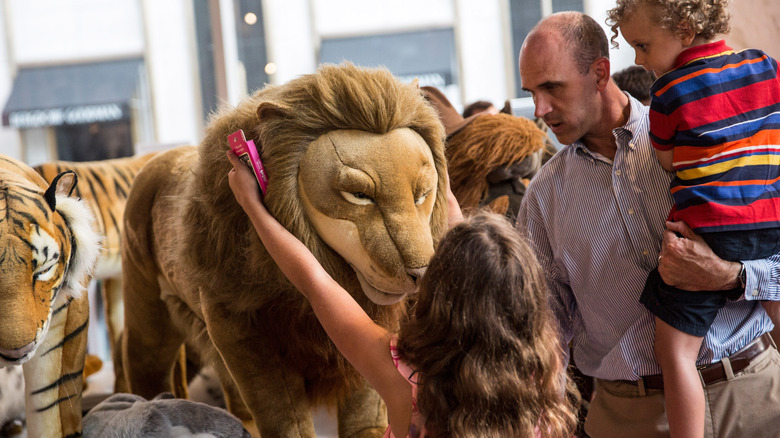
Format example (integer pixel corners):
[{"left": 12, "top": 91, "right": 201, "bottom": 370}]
[{"left": 640, "top": 227, "right": 780, "bottom": 337}]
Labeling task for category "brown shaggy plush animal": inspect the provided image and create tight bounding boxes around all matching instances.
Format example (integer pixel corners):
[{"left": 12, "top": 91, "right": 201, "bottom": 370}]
[
  {"left": 446, "top": 113, "right": 546, "bottom": 214},
  {"left": 423, "top": 87, "right": 547, "bottom": 219},
  {"left": 119, "top": 63, "right": 449, "bottom": 437}
]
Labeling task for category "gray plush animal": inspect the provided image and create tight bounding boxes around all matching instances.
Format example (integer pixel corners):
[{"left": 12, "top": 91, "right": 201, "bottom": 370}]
[
  {"left": 0, "top": 367, "right": 25, "bottom": 438},
  {"left": 82, "top": 393, "right": 250, "bottom": 438}
]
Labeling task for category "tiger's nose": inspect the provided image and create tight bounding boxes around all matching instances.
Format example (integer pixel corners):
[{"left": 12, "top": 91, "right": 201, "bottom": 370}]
[{"left": 0, "top": 341, "right": 35, "bottom": 361}]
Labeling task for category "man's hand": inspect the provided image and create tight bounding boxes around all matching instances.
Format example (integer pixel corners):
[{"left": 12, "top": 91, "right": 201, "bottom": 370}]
[{"left": 658, "top": 220, "right": 741, "bottom": 291}]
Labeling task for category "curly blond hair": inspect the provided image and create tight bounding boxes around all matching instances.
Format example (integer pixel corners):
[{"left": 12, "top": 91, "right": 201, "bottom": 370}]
[{"left": 606, "top": 0, "right": 731, "bottom": 48}]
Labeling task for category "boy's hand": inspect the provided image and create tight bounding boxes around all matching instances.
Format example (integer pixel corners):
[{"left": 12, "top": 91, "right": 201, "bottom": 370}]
[{"left": 227, "top": 150, "right": 263, "bottom": 212}]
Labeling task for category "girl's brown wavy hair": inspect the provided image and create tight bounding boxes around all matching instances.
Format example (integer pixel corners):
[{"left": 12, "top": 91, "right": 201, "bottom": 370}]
[
  {"left": 606, "top": 0, "right": 731, "bottom": 48},
  {"left": 396, "top": 212, "right": 580, "bottom": 437}
]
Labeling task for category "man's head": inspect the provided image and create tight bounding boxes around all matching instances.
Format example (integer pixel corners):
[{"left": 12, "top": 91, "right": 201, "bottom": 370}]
[
  {"left": 519, "top": 12, "right": 612, "bottom": 146},
  {"left": 463, "top": 100, "right": 498, "bottom": 118}
]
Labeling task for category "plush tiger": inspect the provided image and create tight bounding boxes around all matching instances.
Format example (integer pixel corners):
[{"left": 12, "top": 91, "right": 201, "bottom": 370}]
[
  {"left": 34, "top": 153, "right": 157, "bottom": 370},
  {"left": 0, "top": 154, "right": 101, "bottom": 438}
]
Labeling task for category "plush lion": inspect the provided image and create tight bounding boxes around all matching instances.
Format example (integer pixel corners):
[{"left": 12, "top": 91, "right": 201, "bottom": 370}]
[
  {"left": 423, "top": 86, "right": 548, "bottom": 220},
  {"left": 119, "top": 63, "right": 448, "bottom": 437}
]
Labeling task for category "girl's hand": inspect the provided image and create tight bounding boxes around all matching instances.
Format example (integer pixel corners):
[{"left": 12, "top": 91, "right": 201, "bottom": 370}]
[
  {"left": 446, "top": 177, "right": 463, "bottom": 227},
  {"left": 227, "top": 150, "right": 264, "bottom": 213}
]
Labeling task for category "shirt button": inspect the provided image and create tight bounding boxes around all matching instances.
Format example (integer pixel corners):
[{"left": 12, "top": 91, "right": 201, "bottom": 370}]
[
  {"left": 628, "top": 208, "right": 635, "bottom": 215},
  {"left": 752, "top": 289, "right": 759, "bottom": 296},
  {"left": 642, "top": 249, "right": 649, "bottom": 256},
  {"left": 629, "top": 143, "right": 636, "bottom": 149},
  {"left": 615, "top": 170, "right": 622, "bottom": 176}
]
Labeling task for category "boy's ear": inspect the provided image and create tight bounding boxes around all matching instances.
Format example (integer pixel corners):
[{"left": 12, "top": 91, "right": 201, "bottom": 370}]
[{"left": 679, "top": 21, "right": 696, "bottom": 46}]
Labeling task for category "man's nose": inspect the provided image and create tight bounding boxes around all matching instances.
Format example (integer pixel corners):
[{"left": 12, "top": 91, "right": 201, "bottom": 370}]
[{"left": 533, "top": 96, "right": 551, "bottom": 119}]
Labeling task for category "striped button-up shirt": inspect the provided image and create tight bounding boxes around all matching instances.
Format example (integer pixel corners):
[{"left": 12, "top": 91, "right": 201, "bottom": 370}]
[{"left": 518, "top": 94, "right": 780, "bottom": 380}]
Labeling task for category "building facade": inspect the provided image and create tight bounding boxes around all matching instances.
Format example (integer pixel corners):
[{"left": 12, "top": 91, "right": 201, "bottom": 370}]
[{"left": 0, "top": 0, "right": 774, "bottom": 164}]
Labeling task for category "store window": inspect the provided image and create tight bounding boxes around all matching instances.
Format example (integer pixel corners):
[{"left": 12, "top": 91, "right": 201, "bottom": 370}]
[
  {"left": 320, "top": 28, "right": 458, "bottom": 89},
  {"left": 2, "top": 58, "right": 147, "bottom": 163},
  {"left": 509, "top": 0, "right": 583, "bottom": 97},
  {"left": 234, "top": 0, "right": 269, "bottom": 94},
  {"left": 193, "top": 0, "right": 269, "bottom": 122},
  {"left": 55, "top": 121, "right": 133, "bottom": 161},
  {"left": 193, "top": 0, "right": 220, "bottom": 122}
]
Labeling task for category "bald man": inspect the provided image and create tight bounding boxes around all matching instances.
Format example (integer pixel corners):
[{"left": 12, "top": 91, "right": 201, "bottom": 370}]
[{"left": 516, "top": 11, "right": 780, "bottom": 438}]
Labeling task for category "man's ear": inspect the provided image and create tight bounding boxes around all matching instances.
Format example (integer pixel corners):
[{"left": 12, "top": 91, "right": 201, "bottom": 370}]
[{"left": 593, "top": 57, "right": 611, "bottom": 92}]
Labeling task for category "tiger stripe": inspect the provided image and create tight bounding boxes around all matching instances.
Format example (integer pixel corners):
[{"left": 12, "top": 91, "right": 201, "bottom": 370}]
[
  {"left": 1, "top": 153, "right": 100, "bottom": 438},
  {"left": 34, "top": 152, "right": 159, "bottom": 395},
  {"left": 34, "top": 154, "right": 156, "bottom": 278}
]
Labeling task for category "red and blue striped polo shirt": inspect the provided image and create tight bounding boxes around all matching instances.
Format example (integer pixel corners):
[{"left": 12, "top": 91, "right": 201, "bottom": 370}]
[{"left": 649, "top": 40, "right": 780, "bottom": 233}]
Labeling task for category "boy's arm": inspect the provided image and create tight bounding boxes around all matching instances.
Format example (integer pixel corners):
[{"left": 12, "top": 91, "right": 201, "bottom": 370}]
[
  {"left": 655, "top": 149, "right": 675, "bottom": 172},
  {"left": 226, "top": 151, "right": 411, "bottom": 412}
]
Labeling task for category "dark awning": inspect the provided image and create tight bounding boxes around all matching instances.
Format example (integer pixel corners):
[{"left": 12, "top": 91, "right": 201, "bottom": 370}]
[{"left": 2, "top": 58, "right": 143, "bottom": 128}]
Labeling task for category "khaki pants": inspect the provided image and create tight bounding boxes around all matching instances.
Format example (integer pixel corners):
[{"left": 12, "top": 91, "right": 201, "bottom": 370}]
[{"left": 585, "top": 347, "right": 780, "bottom": 438}]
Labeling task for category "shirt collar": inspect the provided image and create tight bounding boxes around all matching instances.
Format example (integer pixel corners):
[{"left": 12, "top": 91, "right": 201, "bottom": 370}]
[
  {"left": 674, "top": 40, "right": 733, "bottom": 68},
  {"left": 619, "top": 93, "right": 647, "bottom": 139},
  {"left": 572, "top": 93, "right": 647, "bottom": 160}
]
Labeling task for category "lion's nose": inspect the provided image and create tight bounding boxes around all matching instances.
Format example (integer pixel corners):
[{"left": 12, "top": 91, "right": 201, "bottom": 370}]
[{"left": 407, "top": 267, "right": 427, "bottom": 287}]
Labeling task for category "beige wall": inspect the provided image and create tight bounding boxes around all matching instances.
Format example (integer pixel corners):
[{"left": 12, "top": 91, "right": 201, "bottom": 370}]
[{"left": 728, "top": 0, "right": 780, "bottom": 60}]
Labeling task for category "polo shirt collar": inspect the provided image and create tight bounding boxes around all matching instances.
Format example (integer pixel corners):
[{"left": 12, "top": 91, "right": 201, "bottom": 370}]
[{"left": 674, "top": 40, "right": 733, "bottom": 68}]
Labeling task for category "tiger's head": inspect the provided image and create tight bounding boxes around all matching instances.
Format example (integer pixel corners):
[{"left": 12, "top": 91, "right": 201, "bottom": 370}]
[{"left": 0, "top": 156, "right": 100, "bottom": 366}]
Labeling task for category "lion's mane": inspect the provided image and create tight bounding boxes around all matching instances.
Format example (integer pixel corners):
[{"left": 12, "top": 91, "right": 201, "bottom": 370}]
[{"left": 177, "top": 63, "right": 448, "bottom": 402}]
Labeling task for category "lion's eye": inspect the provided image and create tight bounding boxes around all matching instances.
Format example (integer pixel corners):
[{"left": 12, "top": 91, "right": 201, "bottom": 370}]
[
  {"left": 340, "top": 191, "right": 375, "bottom": 205},
  {"left": 415, "top": 190, "right": 431, "bottom": 205}
]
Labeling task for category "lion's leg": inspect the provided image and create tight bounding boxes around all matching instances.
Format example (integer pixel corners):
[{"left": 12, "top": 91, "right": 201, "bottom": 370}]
[
  {"left": 103, "top": 276, "right": 130, "bottom": 392},
  {"left": 212, "top": 360, "right": 258, "bottom": 436},
  {"left": 120, "top": 259, "right": 184, "bottom": 399},
  {"left": 202, "top": 299, "right": 315, "bottom": 437},
  {"left": 103, "top": 277, "right": 124, "bottom": 355},
  {"left": 337, "top": 379, "right": 388, "bottom": 438},
  {"left": 171, "top": 345, "right": 189, "bottom": 399},
  {"left": 111, "top": 330, "right": 128, "bottom": 393}
]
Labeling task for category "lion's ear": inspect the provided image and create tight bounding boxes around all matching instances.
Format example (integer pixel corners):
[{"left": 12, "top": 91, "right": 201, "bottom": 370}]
[{"left": 256, "top": 102, "right": 288, "bottom": 123}]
